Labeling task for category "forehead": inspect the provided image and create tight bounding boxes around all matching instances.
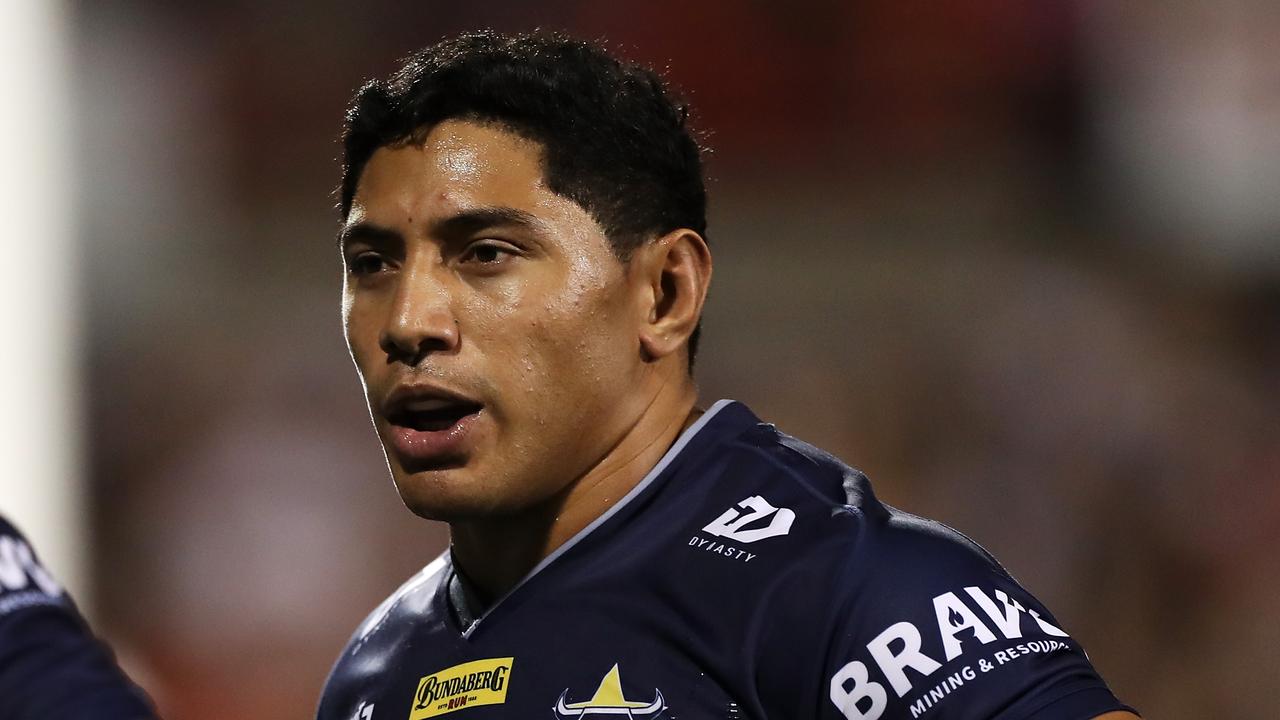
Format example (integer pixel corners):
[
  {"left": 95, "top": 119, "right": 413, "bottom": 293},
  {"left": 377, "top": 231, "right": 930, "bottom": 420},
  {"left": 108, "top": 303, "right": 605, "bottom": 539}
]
[{"left": 349, "top": 119, "right": 553, "bottom": 225}]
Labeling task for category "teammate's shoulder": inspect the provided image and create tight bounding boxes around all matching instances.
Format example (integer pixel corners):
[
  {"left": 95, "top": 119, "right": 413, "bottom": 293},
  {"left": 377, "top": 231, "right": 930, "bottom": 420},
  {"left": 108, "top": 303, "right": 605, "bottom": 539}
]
[
  {"left": 0, "top": 514, "right": 34, "bottom": 551},
  {"left": 0, "top": 514, "right": 67, "bottom": 617}
]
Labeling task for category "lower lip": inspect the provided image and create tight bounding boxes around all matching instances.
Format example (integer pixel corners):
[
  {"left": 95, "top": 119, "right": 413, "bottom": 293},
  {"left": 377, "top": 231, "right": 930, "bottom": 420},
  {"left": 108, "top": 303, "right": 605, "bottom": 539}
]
[{"left": 387, "top": 410, "right": 481, "bottom": 469}]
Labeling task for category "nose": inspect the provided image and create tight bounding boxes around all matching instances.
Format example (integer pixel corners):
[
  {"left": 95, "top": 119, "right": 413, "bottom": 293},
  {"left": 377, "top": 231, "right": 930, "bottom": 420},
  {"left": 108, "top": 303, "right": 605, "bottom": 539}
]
[{"left": 378, "top": 264, "right": 460, "bottom": 365}]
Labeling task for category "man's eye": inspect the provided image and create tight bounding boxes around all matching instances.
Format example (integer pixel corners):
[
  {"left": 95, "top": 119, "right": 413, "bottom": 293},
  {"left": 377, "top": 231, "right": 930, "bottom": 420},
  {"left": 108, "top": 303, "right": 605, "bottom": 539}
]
[
  {"left": 348, "top": 253, "right": 390, "bottom": 275},
  {"left": 461, "top": 241, "right": 517, "bottom": 265}
]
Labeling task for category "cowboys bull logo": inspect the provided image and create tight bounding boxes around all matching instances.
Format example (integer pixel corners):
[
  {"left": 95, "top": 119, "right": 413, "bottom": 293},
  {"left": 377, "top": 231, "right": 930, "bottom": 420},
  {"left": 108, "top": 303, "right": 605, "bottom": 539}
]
[{"left": 553, "top": 664, "right": 667, "bottom": 719}]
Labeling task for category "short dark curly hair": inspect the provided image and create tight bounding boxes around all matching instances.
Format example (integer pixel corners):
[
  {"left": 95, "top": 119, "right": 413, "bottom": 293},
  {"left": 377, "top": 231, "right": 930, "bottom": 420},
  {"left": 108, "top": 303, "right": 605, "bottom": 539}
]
[{"left": 339, "top": 30, "right": 708, "bottom": 365}]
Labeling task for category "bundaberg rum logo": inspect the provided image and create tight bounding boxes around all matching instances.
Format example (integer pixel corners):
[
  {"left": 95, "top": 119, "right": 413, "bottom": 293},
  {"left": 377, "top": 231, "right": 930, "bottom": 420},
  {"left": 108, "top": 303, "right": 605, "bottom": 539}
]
[{"left": 409, "top": 657, "right": 513, "bottom": 719}]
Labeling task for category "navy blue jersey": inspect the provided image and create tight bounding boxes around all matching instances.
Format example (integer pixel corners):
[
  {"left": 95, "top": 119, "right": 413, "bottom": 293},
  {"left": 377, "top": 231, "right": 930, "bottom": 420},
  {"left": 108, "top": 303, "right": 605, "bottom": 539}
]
[
  {"left": 318, "top": 401, "right": 1134, "bottom": 720},
  {"left": 0, "top": 515, "right": 155, "bottom": 720}
]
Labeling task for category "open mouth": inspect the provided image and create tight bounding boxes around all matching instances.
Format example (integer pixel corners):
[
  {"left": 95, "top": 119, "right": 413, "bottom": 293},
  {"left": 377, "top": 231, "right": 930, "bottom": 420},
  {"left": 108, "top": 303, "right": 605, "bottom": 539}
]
[
  {"left": 387, "top": 398, "right": 484, "bottom": 432},
  {"left": 380, "top": 386, "right": 485, "bottom": 468}
]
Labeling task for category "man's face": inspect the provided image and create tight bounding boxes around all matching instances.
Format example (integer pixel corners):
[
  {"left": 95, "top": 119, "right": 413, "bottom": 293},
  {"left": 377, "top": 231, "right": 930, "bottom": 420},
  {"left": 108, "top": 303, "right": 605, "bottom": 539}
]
[{"left": 341, "top": 120, "right": 652, "bottom": 520}]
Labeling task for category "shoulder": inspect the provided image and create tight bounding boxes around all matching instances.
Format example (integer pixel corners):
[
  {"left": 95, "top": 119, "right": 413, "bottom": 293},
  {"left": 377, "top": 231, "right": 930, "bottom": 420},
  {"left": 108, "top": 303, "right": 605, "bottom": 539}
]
[
  {"left": 692, "top": 408, "right": 1007, "bottom": 564},
  {"left": 680, "top": 415, "right": 1028, "bottom": 650},
  {"left": 0, "top": 515, "right": 67, "bottom": 617},
  {"left": 693, "top": 419, "right": 1020, "bottom": 630},
  {"left": 690, "top": 416, "right": 979, "bottom": 575},
  {"left": 716, "top": 423, "right": 1053, "bottom": 640},
  {"left": 700, "top": 423, "right": 1132, "bottom": 719},
  {"left": 342, "top": 553, "right": 448, "bottom": 660},
  {"left": 318, "top": 554, "right": 450, "bottom": 714},
  {"left": 0, "top": 515, "right": 157, "bottom": 719}
]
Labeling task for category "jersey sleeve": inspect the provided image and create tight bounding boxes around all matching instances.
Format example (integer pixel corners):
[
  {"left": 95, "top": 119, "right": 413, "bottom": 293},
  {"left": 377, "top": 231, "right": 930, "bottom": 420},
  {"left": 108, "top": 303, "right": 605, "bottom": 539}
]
[
  {"left": 0, "top": 516, "right": 157, "bottom": 720},
  {"left": 754, "top": 510, "right": 1135, "bottom": 720}
]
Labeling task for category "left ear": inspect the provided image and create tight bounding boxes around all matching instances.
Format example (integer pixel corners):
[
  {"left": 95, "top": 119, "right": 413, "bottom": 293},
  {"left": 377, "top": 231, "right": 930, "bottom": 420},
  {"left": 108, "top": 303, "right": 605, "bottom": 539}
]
[{"left": 631, "top": 228, "right": 713, "bottom": 362}]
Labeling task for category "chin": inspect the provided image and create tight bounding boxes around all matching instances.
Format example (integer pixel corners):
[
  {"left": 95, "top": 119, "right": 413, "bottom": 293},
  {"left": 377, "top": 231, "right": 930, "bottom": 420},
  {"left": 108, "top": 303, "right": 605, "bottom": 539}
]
[
  {"left": 390, "top": 469, "right": 514, "bottom": 523},
  {"left": 400, "top": 498, "right": 458, "bottom": 522},
  {"left": 391, "top": 469, "right": 473, "bottom": 522},
  {"left": 395, "top": 488, "right": 483, "bottom": 522}
]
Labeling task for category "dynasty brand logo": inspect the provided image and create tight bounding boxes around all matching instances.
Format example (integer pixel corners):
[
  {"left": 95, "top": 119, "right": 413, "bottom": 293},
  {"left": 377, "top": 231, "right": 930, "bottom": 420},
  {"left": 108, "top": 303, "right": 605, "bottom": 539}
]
[
  {"left": 553, "top": 664, "right": 666, "bottom": 719},
  {"left": 688, "top": 495, "right": 795, "bottom": 564},
  {"left": 703, "top": 495, "right": 795, "bottom": 543},
  {"left": 409, "top": 657, "right": 513, "bottom": 719}
]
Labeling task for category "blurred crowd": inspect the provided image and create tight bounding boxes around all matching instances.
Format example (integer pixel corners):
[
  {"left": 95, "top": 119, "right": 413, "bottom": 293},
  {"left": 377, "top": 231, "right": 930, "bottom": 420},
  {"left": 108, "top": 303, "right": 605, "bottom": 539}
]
[{"left": 77, "top": 1, "right": 1278, "bottom": 718}]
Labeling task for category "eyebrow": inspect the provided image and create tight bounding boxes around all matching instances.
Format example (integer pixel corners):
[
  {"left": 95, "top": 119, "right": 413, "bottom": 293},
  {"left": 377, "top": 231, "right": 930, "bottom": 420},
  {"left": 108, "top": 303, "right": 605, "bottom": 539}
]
[
  {"left": 337, "top": 207, "right": 542, "bottom": 251},
  {"left": 434, "top": 207, "right": 541, "bottom": 237},
  {"left": 336, "top": 221, "right": 401, "bottom": 251}
]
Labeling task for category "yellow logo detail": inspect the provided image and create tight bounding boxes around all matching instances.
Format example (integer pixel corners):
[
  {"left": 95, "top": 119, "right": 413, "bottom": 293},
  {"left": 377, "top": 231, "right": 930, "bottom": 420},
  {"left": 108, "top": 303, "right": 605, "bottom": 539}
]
[
  {"left": 554, "top": 664, "right": 666, "bottom": 718},
  {"left": 408, "top": 657, "right": 514, "bottom": 719}
]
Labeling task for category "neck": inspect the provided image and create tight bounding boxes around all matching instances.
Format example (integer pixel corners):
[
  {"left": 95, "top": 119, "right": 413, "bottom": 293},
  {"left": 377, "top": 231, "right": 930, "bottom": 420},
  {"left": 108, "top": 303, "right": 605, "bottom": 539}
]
[{"left": 450, "top": 379, "right": 702, "bottom": 608}]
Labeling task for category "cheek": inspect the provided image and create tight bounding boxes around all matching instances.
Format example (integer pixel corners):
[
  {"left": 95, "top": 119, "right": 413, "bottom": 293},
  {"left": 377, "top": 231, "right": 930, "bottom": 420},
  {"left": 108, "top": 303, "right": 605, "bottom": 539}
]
[
  {"left": 342, "top": 297, "right": 382, "bottom": 383},
  {"left": 341, "top": 279, "right": 355, "bottom": 317},
  {"left": 525, "top": 286, "right": 635, "bottom": 400},
  {"left": 467, "top": 254, "right": 635, "bottom": 413}
]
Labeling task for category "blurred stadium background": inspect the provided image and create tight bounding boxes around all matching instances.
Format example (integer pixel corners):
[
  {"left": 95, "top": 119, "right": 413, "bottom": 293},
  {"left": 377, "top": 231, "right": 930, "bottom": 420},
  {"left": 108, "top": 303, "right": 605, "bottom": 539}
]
[{"left": 1, "top": 1, "right": 1277, "bottom": 718}]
